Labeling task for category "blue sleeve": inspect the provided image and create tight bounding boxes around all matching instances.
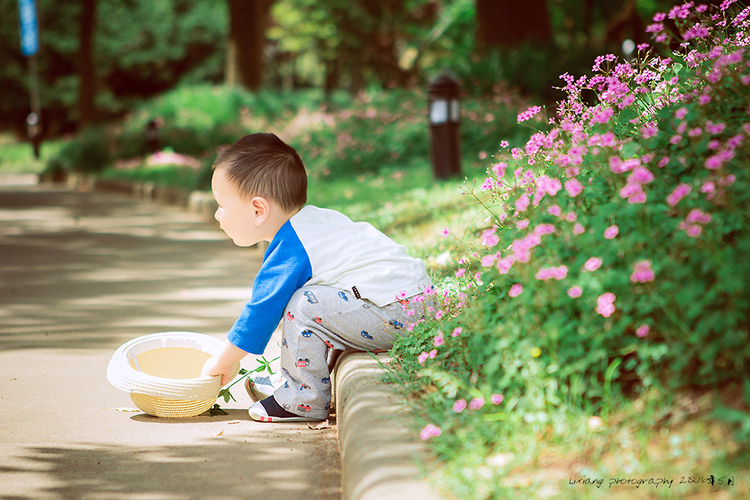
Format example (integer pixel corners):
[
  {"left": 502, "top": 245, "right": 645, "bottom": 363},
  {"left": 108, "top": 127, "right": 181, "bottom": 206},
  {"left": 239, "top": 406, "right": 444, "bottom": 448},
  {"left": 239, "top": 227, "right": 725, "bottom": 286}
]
[{"left": 226, "top": 221, "right": 312, "bottom": 355}]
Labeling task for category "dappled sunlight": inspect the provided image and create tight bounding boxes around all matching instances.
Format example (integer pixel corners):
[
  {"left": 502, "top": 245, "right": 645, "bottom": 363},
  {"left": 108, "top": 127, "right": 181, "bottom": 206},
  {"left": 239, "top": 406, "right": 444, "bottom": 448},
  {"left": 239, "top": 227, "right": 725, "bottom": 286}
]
[
  {"left": 0, "top": 186, "right": 262, "bottom": 350},
  {"left": 1, "top": 433, "right": 340, "bottom": 500}
]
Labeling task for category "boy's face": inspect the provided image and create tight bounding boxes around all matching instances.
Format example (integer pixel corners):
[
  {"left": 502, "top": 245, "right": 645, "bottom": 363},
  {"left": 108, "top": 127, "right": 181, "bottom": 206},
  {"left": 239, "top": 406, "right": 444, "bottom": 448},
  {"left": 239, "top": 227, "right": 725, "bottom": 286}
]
[{"left": 211, "top": 168, "right": 263, "bottom": 247}]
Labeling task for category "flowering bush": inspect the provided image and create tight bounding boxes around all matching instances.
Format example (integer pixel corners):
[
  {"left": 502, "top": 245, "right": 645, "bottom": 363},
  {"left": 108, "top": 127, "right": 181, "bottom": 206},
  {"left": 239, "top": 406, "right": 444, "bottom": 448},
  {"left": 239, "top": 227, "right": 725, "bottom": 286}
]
[{"left": 392, "top": 0, "right": 750, "bottom": 475}]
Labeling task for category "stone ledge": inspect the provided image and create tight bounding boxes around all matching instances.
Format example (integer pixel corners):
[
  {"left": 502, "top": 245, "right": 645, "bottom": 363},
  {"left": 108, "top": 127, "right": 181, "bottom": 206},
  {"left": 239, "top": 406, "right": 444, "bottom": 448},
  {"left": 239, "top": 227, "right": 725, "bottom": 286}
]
[{"left": 334, "top": 352, "right": 443, "bottom": 500}]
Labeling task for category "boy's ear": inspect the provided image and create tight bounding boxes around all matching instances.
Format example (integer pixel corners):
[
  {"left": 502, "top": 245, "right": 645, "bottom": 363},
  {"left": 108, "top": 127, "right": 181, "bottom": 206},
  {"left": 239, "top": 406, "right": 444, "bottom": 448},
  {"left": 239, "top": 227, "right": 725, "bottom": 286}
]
[{"left": 250, "top": 196, "right": 270, "bottom": 225}]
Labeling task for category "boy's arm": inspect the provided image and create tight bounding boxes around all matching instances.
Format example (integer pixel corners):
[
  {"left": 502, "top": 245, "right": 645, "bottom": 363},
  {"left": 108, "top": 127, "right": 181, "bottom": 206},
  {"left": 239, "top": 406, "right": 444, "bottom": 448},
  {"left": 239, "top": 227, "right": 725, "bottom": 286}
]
[{"left": 201, "top": 339, "right": 248, "bottom": 386}]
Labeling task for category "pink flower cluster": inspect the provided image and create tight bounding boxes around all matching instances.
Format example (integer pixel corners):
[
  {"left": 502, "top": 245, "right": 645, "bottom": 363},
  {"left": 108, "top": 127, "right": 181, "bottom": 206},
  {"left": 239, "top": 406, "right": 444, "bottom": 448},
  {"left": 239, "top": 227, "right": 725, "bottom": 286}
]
[
  {"left": 517, "top": 105, "right": 542, "bottom": 123},
  {"left": 535, "top": 265, "right": 568, "bottom": 281},
  {"left": 596, "top": 293, "right": 616, "bottom": 318},
  {"left": 630, "top": 261, "right": 655, "bottom": 283},
  {"left": 667, "top": 183, "right": 692, "bottom": 206},
  {"left": 678, "top": 208, "right": 712, "bottom": 237},
  {"left": 452, "top": 394, "right": 504, "bottom": 414},
  {"left": 419, "top": 423, "right": 441, "bottom": 440}
]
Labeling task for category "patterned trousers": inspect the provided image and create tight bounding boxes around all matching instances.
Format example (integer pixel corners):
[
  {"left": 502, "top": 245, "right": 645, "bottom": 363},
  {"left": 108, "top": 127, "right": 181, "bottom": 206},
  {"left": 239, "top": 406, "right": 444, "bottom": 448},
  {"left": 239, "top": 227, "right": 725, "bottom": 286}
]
[{"left": 273, "top": 285, "right": 427, "bottom": 419}]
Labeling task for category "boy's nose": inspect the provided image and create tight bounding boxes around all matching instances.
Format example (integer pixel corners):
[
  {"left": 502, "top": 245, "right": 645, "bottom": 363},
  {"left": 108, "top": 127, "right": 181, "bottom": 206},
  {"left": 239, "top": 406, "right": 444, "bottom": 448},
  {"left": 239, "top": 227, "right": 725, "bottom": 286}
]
[{"left": 214, "top": 208, "right": 221, "bottom": 222}]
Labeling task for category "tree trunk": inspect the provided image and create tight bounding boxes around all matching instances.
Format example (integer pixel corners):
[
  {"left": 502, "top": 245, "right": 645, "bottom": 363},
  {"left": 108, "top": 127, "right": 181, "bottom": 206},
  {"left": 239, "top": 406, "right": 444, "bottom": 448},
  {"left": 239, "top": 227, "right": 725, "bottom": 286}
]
[
  {"left": 226, "top": 0, "right": 272, "bottom": 91},
  {"left": 78, "top": 0, "right": 97, "bottom": 127},
  {"left": 476, "top": 0, "right": 552, "bottom": 49}
]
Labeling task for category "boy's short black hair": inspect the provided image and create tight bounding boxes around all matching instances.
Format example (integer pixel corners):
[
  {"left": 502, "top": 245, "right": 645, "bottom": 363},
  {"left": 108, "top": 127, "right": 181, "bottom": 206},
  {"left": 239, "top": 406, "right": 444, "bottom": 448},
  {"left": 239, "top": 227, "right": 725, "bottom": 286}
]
[{"left": 213, "top": 133, "right": 307, "bottom": 212}]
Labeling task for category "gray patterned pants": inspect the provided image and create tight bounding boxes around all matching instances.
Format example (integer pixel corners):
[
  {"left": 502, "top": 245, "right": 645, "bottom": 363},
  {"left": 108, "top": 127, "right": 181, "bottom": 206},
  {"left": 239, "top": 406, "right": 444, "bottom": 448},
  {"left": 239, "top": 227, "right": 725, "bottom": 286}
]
[{"left": 273, "top": 285, "right": 427, "bottom": 419}]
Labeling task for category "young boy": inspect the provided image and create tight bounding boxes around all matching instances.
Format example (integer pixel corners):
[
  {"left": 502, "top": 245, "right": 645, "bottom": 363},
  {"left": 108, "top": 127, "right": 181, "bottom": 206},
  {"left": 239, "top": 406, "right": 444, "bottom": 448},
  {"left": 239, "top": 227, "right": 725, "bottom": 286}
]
[{"left": 201, "top": 133, "right": 433, "bottom": 422}]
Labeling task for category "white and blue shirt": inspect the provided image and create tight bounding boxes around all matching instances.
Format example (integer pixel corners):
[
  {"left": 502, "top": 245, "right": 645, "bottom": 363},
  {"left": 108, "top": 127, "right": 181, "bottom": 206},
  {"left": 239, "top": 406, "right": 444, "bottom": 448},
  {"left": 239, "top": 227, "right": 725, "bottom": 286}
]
[{"left": 227, "top": 206, "right": 433, "bottom": 354}]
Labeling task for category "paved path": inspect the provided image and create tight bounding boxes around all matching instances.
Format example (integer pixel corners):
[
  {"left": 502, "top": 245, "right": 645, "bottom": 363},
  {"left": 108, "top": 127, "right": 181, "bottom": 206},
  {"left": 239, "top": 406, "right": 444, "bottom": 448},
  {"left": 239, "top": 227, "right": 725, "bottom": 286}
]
[{"left": 0, "top": 180, "right": 341, "bottom": 500}]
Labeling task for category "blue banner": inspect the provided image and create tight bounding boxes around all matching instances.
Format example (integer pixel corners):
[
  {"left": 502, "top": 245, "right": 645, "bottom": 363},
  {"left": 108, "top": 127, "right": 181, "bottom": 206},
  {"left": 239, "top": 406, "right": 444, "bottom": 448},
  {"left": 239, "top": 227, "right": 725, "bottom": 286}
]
[{"left": 19, "top": 0, "right": 39, "bottom": 56}]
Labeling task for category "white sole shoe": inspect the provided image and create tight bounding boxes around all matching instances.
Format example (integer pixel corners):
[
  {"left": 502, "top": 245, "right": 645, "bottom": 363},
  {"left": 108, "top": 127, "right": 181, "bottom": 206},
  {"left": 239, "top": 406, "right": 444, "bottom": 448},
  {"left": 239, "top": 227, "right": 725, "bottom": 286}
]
[{"left": 248, "top": 399, "right": 324, "bottom": 423}]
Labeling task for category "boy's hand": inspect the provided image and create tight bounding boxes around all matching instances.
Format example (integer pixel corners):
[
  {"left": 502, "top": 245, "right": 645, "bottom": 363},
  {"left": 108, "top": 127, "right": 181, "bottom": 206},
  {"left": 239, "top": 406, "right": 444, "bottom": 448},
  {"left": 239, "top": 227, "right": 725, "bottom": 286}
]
[
  {"left": 201, "top": 357, "right": 234, "bottom": 386},
  {"left": 200, "top": 339, "right": 248, "bottom": 386}
]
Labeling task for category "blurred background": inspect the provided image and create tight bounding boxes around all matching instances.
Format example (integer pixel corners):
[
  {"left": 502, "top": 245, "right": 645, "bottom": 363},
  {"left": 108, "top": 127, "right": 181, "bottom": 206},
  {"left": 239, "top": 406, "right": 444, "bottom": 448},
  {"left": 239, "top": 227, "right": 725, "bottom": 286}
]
[{"left": 0, "top": 0, "right": 680, "bottom": 187}]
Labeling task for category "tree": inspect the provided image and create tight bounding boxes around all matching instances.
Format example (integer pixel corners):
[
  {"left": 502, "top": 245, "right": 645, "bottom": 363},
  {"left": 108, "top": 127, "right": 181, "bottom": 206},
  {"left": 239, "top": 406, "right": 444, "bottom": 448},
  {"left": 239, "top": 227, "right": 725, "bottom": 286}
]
[
  {"left": 226, "top": 0, "right": 273, "bottom": 90},
  {"left": 78, "top": 0, "right": 97, "bottom": 127},
  {"left": 476, "top": 0, "right": 552, "bottom": 49}
]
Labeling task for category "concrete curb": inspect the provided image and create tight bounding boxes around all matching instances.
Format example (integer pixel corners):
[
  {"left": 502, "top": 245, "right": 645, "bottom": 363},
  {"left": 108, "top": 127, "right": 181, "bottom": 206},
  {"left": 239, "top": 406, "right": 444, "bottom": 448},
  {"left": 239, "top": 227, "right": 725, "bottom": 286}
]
[
  {"left": 65, "top": 174, "right": 441, "bottom": 500},
  {"left": 334, "top": 352, "right": 443, "bottom": 500}
]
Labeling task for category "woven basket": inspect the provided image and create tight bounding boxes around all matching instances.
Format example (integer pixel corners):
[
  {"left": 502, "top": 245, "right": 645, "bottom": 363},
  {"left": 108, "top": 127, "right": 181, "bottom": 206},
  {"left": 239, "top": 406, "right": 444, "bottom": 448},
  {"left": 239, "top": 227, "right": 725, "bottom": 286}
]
[{"left": 107, "top": 332, "right": 240, "bottom": 418}]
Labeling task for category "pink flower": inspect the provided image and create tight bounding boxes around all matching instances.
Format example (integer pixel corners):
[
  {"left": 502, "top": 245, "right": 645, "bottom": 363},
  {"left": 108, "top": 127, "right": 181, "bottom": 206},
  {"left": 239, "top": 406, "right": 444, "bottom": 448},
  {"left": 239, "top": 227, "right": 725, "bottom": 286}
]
[
  {"left": 451, "top": 327, "right": 462, "bottom": 337},
  {"left": 584, "top": 257, "right": 603, "bottom": 271},
  {"left": 515, "top": 194, "right": 530, "bottom": 212},
  {"left": 481, "top": 228, "right": 500, "bottom": 247},
  {"left": 420, "top": 424, "right": 442, "bottom": 440},
  {"left": 535, "top": 266, "right": 568, "bottom": 280},
  {"left": 418, "top": 352, "right": 428, "bottom": 364},
  {"left": 509, "top": 284, "right": 523, "bottom": 298},
  {"left": 567, "top": 286, "right": 583, "bottom": 298},
  {"left": 434, "top": 332, "right": 445, "bottom": 347},
  {"left": 428, "top": 349, "right": 438, "bottom": 359},
  {"left": 686, "top": 209, "right": 711, "bottom": 224},
  {"left": 565, "top": 178, "right": 584, "bottom": 197},
  {"left": 705, "top": 121, "right": 726, "bottom": 134},
  {"left": 705, "top": 155, "right": 722, "bottom": 169},
  {"left": 441, "top": 227, "right": 450, "bottom": 237},
  {"left": 674, "top": 107, "right": 688, "bottom": 120},
  {"left": 686, "top": 225, "right": 702, "bottom": 237},
  {"left": 604, "top": 225, "right": 619, "bottom": 239},
  {"left": 469, "top": 397, "right": 485, "bottom": 410},
  {"left": 548, "top": 205, "right": 562, "bottom": 216},
  {"left": 533, "top": 224, "right": 555, "bottom": 236},
  {"left": 455, "top": 268, "right": 466, "bottom": 278},
  {"left": 516, "top": 219, "right": 530, "bottom": 229},
  {"left": 496, "top": 256, "right": 515, "bottom": 274},
  {"left": 596, "top": 293, "right": 616, "bottom": 318},
  {"left": 573, "top": 223, "right": 585, "bottom": 235},
  {"left": 636, "top": 324, "right": 650, "bottom": 337},
  {"left": 517, "top": 105, "right": 542, "bottom": 123},
  {"left": 493, "top": 162, "right": 507, "bottom": 178},
  {"left": 628, "top": 166, "right": 655, "bottom": 185},
  {"left": 666, "top": 183, "right": 692, "bottom": 206},
  {"left": 452, "top": 399, "right": 467, "bottom": 413},
  {"left": 481, "top": 254, "right": 497, "bottom": 267},
  {"left": 591, "top": 106, "right": 614, "bottom": 124},
  {"left": 491, "top": 394, "right": 504, "bottom": 405},
  {"left": 630, "top": 260, "right": 655, "bottom": 283},
  {"left": 641, "top": 124, "right": 658, "bottom": 138},
  {"left": 620, "top": 182, "right": 645, "bottom": 202}
]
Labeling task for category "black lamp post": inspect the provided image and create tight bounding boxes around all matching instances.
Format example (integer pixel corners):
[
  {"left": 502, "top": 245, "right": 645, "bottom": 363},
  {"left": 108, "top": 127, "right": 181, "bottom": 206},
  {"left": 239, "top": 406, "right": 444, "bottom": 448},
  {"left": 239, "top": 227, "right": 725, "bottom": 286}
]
[{"left": 427, "top": 72, "right": 462, "bottom": 179}]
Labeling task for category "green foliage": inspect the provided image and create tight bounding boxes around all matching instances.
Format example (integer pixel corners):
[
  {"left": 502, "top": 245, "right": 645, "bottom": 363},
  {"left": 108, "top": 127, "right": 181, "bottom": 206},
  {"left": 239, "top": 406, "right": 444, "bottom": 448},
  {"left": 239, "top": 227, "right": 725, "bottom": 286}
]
[
  {"left": 0, "top": 0, "right": 226, "bottom": 132},
  {"left": 50, "top": 83, "right": 530, "bottom": 186},
  {"left": 390, "top": 2, "right": 750, "bottom": 496},
  {"left": 52, "top": 126, "right": 112, "bottom": 173},
  {"left": 296, "top": 87, "right": 529, "bottom": 179}
]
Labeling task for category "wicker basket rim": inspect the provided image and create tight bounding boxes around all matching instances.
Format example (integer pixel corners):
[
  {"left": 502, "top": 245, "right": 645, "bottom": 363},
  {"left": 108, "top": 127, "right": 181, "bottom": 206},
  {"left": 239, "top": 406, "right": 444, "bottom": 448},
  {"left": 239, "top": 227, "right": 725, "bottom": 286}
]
[{"left": 107, "top": 331, "right": 238, "bottom": 402}]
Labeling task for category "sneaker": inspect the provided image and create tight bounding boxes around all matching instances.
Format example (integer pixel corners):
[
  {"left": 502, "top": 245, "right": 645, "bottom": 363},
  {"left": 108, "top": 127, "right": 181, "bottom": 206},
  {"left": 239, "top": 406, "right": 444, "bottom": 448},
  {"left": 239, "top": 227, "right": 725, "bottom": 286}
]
[
  {"left": 245, "top": 373, "right": 287, "bottom": 402},
  {"left": 248, "top": 396, "right": 324, "bottom": 423}
]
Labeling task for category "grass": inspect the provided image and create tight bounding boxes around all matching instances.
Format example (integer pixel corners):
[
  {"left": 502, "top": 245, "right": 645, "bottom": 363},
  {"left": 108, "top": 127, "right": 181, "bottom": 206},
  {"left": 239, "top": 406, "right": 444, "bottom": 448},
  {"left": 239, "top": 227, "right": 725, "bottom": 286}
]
[
  {"left": 421, "top": 384, "right": 749, "bottom": 499},
  {"left": 0, "top": 133, "right": 64, "bottom": 174}
]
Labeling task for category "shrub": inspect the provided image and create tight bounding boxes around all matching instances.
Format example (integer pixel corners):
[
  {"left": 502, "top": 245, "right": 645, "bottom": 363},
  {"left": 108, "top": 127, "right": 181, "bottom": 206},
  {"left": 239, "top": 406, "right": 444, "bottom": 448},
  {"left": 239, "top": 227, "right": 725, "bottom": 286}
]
[
  {"left": 392, "top": 1, "right": 750, "bottom": 492},
  {"left": 296, "top": 87, "right": 529, "bottom": 179},
  {"left": 49, "top": 126, "right": 112, "bottom": 173}
]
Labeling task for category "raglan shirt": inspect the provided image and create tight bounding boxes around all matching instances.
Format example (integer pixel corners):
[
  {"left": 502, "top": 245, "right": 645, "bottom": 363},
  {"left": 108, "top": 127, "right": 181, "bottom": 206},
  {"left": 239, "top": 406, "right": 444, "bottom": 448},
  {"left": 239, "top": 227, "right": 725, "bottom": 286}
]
[{"left": 226, "top": 205, "right": 433, "bottom": 354}]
